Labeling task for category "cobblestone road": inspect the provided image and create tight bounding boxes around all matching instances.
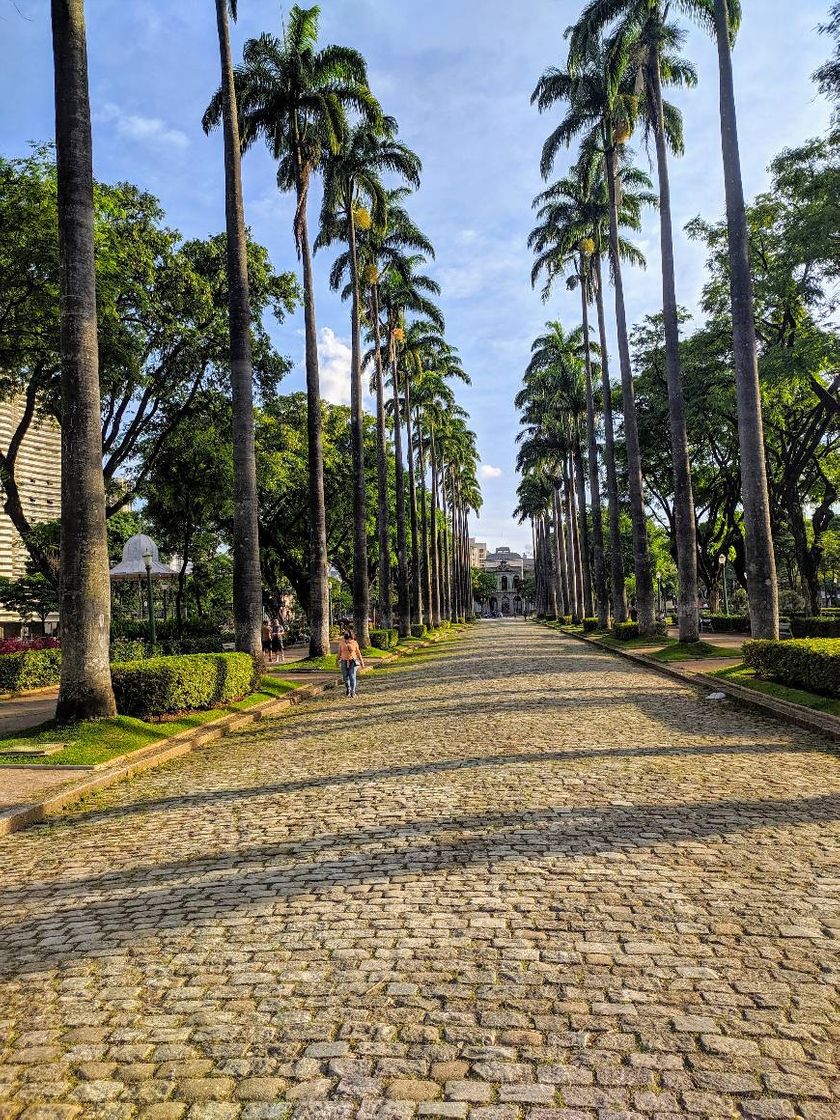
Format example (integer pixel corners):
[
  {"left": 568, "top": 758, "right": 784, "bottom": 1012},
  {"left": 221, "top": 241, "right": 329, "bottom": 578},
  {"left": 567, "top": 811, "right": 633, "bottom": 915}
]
[{"left": 2, "top": 620, "right": 839, "bottom": 1120}]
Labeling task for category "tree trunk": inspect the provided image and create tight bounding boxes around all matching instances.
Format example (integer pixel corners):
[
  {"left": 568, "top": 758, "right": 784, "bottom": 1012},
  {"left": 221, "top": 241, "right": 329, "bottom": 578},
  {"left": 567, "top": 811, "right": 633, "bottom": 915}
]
[
  {"left": 371, "top": 285, "right": 392, "bottom": 629},
  {"left": 650, "top": 53, "right": 700, "bottom": 643},
  {"left": 714, "top": 0, "right": 779, "bottom": 639},
  {"left": 51, "top": 0, "right": 116, "bottom": 722},
  {"left": 416, "top": 417, "right": 433, "bottom": 627},
  {"left": 565, "top": 463, "right": 584, "bottom": 622},
  {"left": 573, "top": 437, "right": 593, "bottom": 617},
  {"left": 391, "top": 339, "right": 410, "bottom": 636},
  {"left": 605, "top": 142, "right": 655, "bottom": 634},
  {"left": 554, "top": 483, "right": 571, "bottom": 617},
  {"left": 297, "top": 211, "right": 330, "bottom": 657},
  {"left": 440, "top": 474, "right": 452, "bottom": 621},
  {"left": 404, "top": 370, "right": 422, "bottom": 626},
  {"left": 429, "top": 429, "right": 442, "bottom": 627},
  {"left": 347, "top": 207, "right": 369, "bottom": 647},
  {"left": 581, "top": 271, "right": 608, "bottom": 626},
  {"left": 215, "top": 0, "right": 263, "bottom": 659},
  {"left": 593, "top": 254, "right": 626, "bottom": 623}
]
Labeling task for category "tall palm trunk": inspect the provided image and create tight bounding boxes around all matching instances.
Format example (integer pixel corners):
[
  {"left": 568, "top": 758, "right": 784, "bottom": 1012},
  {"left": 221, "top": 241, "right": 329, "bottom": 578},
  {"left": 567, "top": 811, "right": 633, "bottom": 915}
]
[
  {"left": 548, "top": 486, "right": 568, "bottom": 618},
  {"left": 347, "top": 207, "right": 369, "bottom": 647},
  {"left": 429, "top": 429, "right": 442, "bottom": 626},
  {"left": 554, "top": 483, "right": 571, "bottom": 616},
  {"left": 714, "top": 0, "right": 779, "bottom": 639},
  {"left": 52, "top": 0, "right": 116, "bottom": 722},
  {"left": 573, "top": 437, "right": 593, "bottom": 616},
  {"left": 370, "top": 285, "right": 391, "bottom": 628},
  {"left": 605, "top": 142, "right": 655, "bottom": 633},
  {"left": 544, "top": 516, "right": 559, "bottom": 618},
  {"left": 390, "top": 338, "right": 410, "bottom": 637},
  {"left": 565, "top": 462, "right": 583, "bottom": 621},
  {"left": 214, "top": 0, "right": 263, "bottom": 659},
  {"left": 650, "top": 53, "right": 699, "bottom": 642},
  {"left": 594, "top": 254, "right": 627, "bottom": 622},
  {"left": 295, "top": 185, "right": 330, "bottom": 657},
  {"left": 580, "top": 270, "right": 608, "bottom": 625},
  {"left": 417, "top": 420, "right": 433, "bottom": 625},
  {"left": 404, "top": 371, "right": 422, "bottom": 626},
  {"left": 439, "top": 473, "right": 452, "bottom": 620}
]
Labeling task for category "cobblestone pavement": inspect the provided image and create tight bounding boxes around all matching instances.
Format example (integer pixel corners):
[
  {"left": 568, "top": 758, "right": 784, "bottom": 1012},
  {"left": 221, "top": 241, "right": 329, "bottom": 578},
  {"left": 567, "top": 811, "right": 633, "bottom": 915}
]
[{"left": 1, "top": 620, "right": 839, "bottom": 1120}]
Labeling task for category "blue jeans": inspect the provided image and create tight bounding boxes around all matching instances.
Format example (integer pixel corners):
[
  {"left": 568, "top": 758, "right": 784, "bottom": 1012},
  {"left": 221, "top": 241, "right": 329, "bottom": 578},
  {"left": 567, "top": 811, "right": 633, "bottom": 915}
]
[{"left": 340, "top": 659, "right": 358, "bottom": 695}]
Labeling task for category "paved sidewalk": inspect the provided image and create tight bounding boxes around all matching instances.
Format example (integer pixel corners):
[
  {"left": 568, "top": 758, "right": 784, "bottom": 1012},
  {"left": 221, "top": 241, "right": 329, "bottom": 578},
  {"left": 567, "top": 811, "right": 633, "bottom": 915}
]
[{"left": 1, "top": 620, "right": 839, "bottom": 1119}]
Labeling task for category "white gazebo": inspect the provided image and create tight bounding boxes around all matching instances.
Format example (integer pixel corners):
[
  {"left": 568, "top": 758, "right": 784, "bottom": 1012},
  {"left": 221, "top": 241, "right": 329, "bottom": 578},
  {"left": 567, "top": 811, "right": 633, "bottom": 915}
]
[{"left": 109, "top": 533, "right": 174, "bottom": 581}]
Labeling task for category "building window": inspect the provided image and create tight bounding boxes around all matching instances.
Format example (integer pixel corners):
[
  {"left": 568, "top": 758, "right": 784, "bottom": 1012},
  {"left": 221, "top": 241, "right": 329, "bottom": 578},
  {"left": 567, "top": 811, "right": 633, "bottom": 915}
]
[{"left": 501, "top": 575, "right": 508, "bottom": 591}]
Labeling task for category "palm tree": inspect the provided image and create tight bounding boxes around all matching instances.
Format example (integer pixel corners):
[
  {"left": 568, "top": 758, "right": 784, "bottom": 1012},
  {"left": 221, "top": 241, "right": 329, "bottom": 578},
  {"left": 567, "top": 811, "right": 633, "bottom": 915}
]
[
  {"left": 51, "top": 0, "right": 116, "bottom": 722},
  {"left": 376, "top": 264, "right": 443, "bottom": 634},
  {"left": 209, "top": 0, "right": 262, "bottom": 659},
  {"left": 569, "top": 2, "right": 707, "bottom": 642},
  {"left": 317, "top": 119, "right": 421, "bottom": 647},
  {"left": 203, "top": 5, "right": 379, "bottom": 657},
  {"left": 712, "top": 0, "right": 778, "bottom": 638},
  {"left": 533, "top": 44, "right": 658, "bottom": 633},
  {"left": 531, "top": 160, "right": 652, "bottom": 625}
]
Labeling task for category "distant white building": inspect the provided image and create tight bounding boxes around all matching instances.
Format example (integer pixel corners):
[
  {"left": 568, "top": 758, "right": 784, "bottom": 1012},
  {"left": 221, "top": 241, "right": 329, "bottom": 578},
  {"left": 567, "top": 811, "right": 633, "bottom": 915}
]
[{"left": 470, "top": 541, "right": 535, "bottom": 616}]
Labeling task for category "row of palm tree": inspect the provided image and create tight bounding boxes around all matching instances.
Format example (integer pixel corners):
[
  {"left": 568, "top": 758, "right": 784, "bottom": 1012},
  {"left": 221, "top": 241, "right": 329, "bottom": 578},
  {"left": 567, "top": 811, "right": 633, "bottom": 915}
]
[
  {"left": 50, "top": 1, "right": 479, "bottom": 719},
  {"left": 519, "top": 0, "right": 779, "bottom": 640}
]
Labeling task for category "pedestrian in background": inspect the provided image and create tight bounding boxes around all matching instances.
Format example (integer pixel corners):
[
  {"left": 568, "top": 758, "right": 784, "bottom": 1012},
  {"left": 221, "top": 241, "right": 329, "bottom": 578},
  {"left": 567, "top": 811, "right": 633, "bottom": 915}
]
[
  {"left": 337, "top": 629, "right": 365, "bottom": 698},
  {"left": 261, "top": 620, "right": 273, "bottom": 664}
]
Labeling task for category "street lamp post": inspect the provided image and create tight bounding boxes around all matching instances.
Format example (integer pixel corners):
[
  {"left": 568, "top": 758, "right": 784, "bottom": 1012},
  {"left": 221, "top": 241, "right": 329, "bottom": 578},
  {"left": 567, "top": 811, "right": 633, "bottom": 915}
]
[
  {"left": 142, "top": 549, "right": 156, "bottom": 647},
  {"left": 655, "top": 571, "right": 663, "bottom": 619},
  {"left": 719, "top": 554, "right": 729, "bottom": 615}
]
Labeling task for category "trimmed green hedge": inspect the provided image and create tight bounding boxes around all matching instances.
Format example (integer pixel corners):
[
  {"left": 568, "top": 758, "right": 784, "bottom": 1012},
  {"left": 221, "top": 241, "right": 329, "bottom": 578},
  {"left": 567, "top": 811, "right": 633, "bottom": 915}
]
[
  {"left": 411, "top": 623, "right": 427, "bottom": 639},
  {"left": 582, "top": 617, "right": 599, "bottom": 633},
  {"left": 612, "top": 621, "right": 639, "bottom": 641},
  {"left": 790, "top": 616, "right": 840, "bottom": 639},
  {"left": 706, "top": 613, "right": 751, "bottom": 633},
  {"left": 0, "top": 648, "right": 62, "bottom": 692},
  {"left": 111, "top": 652, "right": 254, "bottom": 719},
  {"left": 110, "top": 639, "right": 146, "bottom": 662},
  {"left": 743, "top": 638, "right": 840, "bottom": 698},
  {"left": 369, "top": 628, "right": 398, "bottom": 650}
]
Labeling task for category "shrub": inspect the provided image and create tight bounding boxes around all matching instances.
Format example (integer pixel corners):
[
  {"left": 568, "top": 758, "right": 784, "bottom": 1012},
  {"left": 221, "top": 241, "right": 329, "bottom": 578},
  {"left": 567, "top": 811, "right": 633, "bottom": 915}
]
[
  {"left": 743, "top": 639, "right": 840, "bottom": 698},
  {"left": 110, "top": 639, "right": 145, "bottom": 662},
  {"left": 582, "top": 617, "right": 599, "bottom": 633},
  {"left": 411, "top": 623, "right": 427, "bottom": 639},
  {"left": 612, "top": 621, "right": 639, "bottom": 641},
  {"left": 708, "top": 613, "right": 751, "bottom": 634},
  {"left": 369, "top": 628, "right": 398, "bottom": 651},
  {"left": 790, "top": 616, "right": 840, "bottom": 639},
  {"left": 0, "top": 636, "right": 60, "bottom": 654},
  {"left": 111, "top": 652, "right": 254, "bottom": 719},
  {"left": 0, "top": 648, "right": 62, "bottom": 692}
]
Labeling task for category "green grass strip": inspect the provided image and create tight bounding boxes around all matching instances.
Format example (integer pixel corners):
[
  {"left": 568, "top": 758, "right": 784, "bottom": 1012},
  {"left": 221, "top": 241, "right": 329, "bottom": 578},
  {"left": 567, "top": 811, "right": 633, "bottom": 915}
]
[
  {"left": 0, "top": 676, "right": 299, "bottom": 768},
  {"left": 707, "top": 664, "right": 840, "bottom": 717}
]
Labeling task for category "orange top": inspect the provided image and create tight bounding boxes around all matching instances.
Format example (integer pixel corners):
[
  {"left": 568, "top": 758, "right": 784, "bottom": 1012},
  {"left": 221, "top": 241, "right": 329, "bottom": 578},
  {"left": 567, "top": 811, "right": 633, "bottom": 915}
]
[{"left": 337, "top": 637, "right": 363, "bottom": 664}]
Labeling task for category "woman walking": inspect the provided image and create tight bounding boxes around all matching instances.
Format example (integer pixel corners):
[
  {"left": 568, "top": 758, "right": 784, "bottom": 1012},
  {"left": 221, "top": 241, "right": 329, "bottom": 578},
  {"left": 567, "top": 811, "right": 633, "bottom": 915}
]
[
  {"left": 261, "top": 619, "right": 273, "bottom": 664},
  {"left": 337, "top": 628, "right": 365, "bottom": 698},
  {"left": 271, "top": 618, "right": 284, "bottom": 664}
]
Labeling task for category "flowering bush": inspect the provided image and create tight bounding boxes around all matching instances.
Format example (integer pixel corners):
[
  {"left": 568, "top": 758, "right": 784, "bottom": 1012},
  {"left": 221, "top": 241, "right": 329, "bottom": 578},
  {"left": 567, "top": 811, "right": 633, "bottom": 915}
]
[{"left": 0, "top": 636, "right": 60, "bottom": 654}]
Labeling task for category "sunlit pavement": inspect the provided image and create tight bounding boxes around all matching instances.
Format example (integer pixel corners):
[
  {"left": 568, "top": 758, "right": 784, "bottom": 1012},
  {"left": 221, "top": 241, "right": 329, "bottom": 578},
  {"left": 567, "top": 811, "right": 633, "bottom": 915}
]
[{"left": 1, "top": 619, "right": 838, "bottom": 1119}]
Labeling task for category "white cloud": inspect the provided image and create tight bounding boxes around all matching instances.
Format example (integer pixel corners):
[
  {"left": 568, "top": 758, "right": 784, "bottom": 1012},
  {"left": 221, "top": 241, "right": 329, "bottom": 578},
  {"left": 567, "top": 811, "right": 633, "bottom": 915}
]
[
  {"left": 96, "top": 102, "right": 188, "bottom": 149},
  {"left": 317, "top": 327, "right": 352, "bottom": 406},
  {"left": 479, "top": 464, "right": 503, "bottom": 479}
]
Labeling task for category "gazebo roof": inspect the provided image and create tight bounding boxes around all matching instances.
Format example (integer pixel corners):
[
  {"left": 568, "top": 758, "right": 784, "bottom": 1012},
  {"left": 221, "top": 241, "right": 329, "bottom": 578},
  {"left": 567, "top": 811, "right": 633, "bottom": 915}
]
[{"left": 109, "top": 533, "right": 174, "bottom": 581}]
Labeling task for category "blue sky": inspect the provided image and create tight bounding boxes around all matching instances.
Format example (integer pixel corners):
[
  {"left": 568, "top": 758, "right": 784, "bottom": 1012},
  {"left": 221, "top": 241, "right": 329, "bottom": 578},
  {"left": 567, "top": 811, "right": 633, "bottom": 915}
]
[{"left": 1, "top": 0, "right": 835, "bottom": 554}]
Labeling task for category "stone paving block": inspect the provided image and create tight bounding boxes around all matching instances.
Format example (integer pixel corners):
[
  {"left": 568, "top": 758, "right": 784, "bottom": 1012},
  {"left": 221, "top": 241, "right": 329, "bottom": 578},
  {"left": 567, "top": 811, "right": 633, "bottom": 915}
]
[{"left": 1, "top": 623, "right": 839, "bottom": 1120}]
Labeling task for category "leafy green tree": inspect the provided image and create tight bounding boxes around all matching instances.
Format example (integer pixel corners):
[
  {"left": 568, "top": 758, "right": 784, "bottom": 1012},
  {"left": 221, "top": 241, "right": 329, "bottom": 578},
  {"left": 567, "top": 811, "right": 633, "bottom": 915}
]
[
  {"left": 0, "top": 574, "right": 59, "bottom": 627},
  {"left": 204, "top": 4, "right": 380, "bottom": 657},
  {"left": 472, "top": 567, "right": 497, "bottom": 611},
  {"left": 815, "top": 2, "right": 840, "bottom": 122}
]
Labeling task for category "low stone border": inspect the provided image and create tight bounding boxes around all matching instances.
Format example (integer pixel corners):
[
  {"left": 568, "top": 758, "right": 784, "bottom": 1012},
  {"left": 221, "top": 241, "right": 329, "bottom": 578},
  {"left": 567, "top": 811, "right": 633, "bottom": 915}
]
[
  {"left": 0, "top": 680, "right": 335, "bottom": 838},
  {"left": 558, "top": 627, "right": 840, "bottom": 745}
]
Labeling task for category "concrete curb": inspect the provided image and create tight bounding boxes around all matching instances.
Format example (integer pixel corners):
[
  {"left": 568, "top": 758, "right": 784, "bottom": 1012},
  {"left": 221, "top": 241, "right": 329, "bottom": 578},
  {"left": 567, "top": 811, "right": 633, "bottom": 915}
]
[
  {"left": 0, "top": 680, "right": 335, "bottom": 839},
  {"left": 557, "top": 626, "right": 840, "bottom": 745}
]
